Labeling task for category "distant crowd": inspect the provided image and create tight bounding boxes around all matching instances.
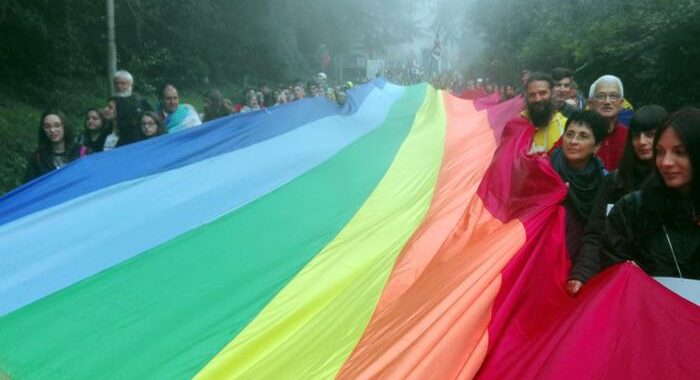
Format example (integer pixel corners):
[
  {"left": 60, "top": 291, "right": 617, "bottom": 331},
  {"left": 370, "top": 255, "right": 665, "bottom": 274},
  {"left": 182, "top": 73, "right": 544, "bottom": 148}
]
[{"left": 25, "top": 70, "right": 356, "bottom": 182}]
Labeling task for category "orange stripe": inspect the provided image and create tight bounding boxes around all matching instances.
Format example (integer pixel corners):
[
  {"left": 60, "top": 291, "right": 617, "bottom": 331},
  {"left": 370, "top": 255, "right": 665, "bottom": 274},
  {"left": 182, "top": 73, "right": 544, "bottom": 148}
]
[{"left": 337, "top": 93, "right": 526, "bottom": 379}]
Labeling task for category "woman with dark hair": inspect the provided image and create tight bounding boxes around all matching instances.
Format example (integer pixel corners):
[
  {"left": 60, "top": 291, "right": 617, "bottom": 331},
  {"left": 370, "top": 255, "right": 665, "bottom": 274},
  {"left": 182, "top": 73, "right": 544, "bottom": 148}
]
[
  {"left": 113, "top": 95, "right": 143, "bottom": 146},
  {"left": 140, "top": 111, "right": 166, "bottom": 139},
  {"left": 80, "top": 108, "right": 110, "bottom": 153},
  {"left": 24, "top": 110, "right": 85, "bottom": 182},
  {"left": 612, "top": 105, "right": 669, "bottom": 196},
  {"left": 202, "top": 89, "right": 230, "bottom": 122},
  {"left": 595, "top": 108, "right": 699, "bottom": 281},
  {"left": 103, "top": 98, "right": 120, "bottom": 151},
  {"left": 550, "top": 111, "right": 608, "bottom": 267},
  {"left": 567, "top": 105, "right": 669, "bottom": 294}
]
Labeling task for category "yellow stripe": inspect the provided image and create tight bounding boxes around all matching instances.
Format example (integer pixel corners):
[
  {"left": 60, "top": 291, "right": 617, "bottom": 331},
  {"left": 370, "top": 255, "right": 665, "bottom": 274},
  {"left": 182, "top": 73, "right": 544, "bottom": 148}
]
[{"left": 195, "top": 86, "right": 446, "bottom": 380}]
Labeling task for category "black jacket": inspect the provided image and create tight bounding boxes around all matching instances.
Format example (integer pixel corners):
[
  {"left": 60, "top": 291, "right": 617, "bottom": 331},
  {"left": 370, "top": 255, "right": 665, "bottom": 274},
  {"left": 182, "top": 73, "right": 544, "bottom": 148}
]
[
  {"left": 598, "top": 188, "right": 700, "bottom": 279},
  {"left": 570, "top": 174, "right": 616, "bottom": 282},
  {"left": 80, "top": 128, "right": 110, "bottom": 154},
  {"left": 570, "top": 170, "right": 656, "bottom": 282},
  {"left": 114, "top": 95, "right": 152, "bottom": 146},
  {"left": 24, "top": 145, "right": 83, "bottom": 183}
]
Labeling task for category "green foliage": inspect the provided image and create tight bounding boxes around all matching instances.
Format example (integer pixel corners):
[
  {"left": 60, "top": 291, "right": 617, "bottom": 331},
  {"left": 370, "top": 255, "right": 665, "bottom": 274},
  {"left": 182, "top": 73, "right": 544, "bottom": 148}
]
[
  {"left": 0, "top": 98, "right": 41, "bottom": 194},
  {"left": 466, "top": 0, "right": 700, "bottom": 109},
  {"left": 0, "top": 0, "right": 418, "bottom": 195}
]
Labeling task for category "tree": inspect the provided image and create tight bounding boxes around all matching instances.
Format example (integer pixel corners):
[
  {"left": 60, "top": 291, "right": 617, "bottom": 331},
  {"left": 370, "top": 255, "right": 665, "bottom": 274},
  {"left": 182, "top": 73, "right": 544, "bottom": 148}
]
[{"left": 466, "top": 0, "right": 700, "bottom": 109}]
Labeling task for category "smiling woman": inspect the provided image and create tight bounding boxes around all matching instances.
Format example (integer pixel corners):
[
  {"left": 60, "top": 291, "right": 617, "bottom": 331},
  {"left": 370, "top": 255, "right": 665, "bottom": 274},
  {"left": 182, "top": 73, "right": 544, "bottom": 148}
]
[
  {"left": 568, "top": 105, "right": 670, "bottom": 294},
  {"left": 597, "top": 108, "right": 700, "bottom": 280},
  {"left": 550, "top": 111, "right": 608, "bottom": 271},
  {"left": 24, "top": 110, "right": 85, "bottom": 183}
]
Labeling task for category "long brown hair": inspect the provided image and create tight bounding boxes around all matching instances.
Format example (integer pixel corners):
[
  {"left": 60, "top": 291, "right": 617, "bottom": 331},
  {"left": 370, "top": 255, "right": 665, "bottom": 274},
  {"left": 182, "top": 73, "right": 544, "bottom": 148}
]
[{"left": 37, "top": 109, "right": 74, "bottom": 151}]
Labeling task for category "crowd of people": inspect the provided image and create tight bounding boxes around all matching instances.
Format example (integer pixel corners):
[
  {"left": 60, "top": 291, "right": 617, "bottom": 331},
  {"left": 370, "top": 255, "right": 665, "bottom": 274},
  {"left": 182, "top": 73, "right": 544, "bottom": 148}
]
[
  {"left": 508, "top": 69, "right": 698, "bottom": 292},
  {"left": 23, "top": 66, "right": 699, "bottom": 289},
  {"left": 24, "top": 70, "right": 356, "bottom": 182}
]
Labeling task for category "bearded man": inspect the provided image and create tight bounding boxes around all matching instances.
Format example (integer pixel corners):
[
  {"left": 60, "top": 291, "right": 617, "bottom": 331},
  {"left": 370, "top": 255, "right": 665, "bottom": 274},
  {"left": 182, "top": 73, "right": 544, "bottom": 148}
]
[
  {"left": 111, "top": 70, "right": 153, "bottom": 145},
  {"left": 518, "top": 72, "right": 568, "bottom": 155}
]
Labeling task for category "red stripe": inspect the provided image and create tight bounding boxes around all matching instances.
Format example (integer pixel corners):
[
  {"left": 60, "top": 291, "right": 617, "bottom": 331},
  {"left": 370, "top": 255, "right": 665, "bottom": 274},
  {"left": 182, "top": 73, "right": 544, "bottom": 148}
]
[
  {"left": 475, "top": 114, "right": 700, "bottom": 379},
  {"left": 337, "top": 92, "right": 525, "bottom": 379}
]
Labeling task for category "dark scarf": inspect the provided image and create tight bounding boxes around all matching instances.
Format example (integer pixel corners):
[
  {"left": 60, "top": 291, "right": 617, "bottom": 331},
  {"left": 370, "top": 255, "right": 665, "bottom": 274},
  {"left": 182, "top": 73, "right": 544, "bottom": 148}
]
[{"left": 551, "top": 147, "right": 605, "bottom": 221}]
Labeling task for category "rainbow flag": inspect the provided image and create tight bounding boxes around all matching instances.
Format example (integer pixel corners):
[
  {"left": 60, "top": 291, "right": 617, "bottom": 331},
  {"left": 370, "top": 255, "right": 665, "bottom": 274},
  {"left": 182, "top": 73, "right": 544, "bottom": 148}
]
[{"left": 1, "top": 80, "right": 698, "bottom": 379}]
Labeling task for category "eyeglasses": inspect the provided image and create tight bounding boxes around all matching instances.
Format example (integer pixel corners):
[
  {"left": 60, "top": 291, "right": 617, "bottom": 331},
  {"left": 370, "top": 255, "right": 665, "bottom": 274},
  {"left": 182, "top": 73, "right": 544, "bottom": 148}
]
[
  {"left": 42, "top": 122, "right": 63, "bottom": 131},
  {"left": 593, "top": 92, "right": 621, "bottom": 102}
]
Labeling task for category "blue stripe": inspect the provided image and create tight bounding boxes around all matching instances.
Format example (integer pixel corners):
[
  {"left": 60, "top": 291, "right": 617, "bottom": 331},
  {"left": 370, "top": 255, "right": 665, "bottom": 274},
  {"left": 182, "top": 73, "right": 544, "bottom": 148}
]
[
  {"left": 0, "top": 80, "right": 384, "bottom": 226},
  {"left": 0, "top": 81, "right": 405, "bottom": 316}
]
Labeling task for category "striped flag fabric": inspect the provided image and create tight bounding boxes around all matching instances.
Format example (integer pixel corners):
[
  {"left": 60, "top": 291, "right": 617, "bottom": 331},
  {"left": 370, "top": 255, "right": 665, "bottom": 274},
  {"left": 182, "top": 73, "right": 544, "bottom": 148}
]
[{"left": 1, "top": 80, "right": 697, "bottom": 379}]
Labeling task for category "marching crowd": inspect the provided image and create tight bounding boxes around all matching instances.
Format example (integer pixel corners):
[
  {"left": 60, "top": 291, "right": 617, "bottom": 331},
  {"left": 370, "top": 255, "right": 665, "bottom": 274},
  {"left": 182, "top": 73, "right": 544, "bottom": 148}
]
[
  {"left": 24, "top": 66, "right": 699, "bottom": 289},
  {"left": 25, "top": 70, "right": 353, "bottom": 182},
  {"left": 510, "top": 69, "right": 698, "bottom": 292}
]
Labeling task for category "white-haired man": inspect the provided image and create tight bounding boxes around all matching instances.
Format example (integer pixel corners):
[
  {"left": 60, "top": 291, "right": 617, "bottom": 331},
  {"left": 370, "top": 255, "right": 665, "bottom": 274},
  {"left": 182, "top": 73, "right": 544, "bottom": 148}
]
[
  {"left": 111, "top": 70, "right": 153, "bottom": 144},
  {"left": 588, "top": 75, "right": 629, "bottom": 170},
  {"left": 113, "top": 70, "right": 152, "bottom": 110}
]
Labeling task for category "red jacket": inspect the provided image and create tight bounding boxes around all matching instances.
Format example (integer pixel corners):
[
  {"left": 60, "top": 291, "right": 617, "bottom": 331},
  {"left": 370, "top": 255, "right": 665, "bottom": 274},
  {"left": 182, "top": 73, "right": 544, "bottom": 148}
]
[{"left": 597, "top": 121, "right": 628, "bottom": 171}]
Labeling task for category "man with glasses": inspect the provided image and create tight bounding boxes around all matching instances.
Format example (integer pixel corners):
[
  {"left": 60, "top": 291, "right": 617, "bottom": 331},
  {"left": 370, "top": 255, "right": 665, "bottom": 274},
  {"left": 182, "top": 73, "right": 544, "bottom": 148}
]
[{"left": 588, "top": 75, "right": 629, "bottom": 170}]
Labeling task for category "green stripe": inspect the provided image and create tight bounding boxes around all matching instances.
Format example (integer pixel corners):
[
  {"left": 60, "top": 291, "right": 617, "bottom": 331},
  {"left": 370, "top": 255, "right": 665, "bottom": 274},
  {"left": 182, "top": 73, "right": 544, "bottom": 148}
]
[
  {"left": 196, "top": 86, "right": 446, "bottom": 379},
  {"left": 0, "top": 84, "right": 428, "bottom": 380}
]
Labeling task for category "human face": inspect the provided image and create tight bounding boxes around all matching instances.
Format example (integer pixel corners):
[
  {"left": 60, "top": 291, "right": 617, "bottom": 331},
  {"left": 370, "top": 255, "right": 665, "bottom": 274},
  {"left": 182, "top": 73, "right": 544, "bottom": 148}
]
[
  {"left": 293, "top": 85, "right": 305, "bottom": 100},
  {"left": 42, "top": 114, "right": 65, "bottom": 144},
  {"left": 163, "top": 87, "right": 179, "bottom": 113},
  {"left": 86, "top": 110, "right": 102, "bottom": 131},
  {"left": 525, "top": 80, "right": 554, "bottom": 127},
  {"left": 104, "top": 100, "right": 117, "bottom": 120},
  {"left": 521, "top": 70, "right": 530, "bottom": 88},
  {"left": 656, "top": 127, "right": 692, "bottom": 192},
  {"left": 526, "top": 80, "right": 552, "bottom": 105},
  {"left": 140, "top": 115, "right": 158, "bottom": 137},
  {"left": 562, "top": 122, "right": 599, "bottom": 169},
  {"left": 274, "top": 91, "right": 284, "bottom": 104},
  {"left": 632, "top": 130, "right": 655, "bottom": 161},
  {"left": 554, "top": 77, "right": 572, "bottom": 103},
  {"left": 247, "top": 94, "right": 259, "bottom": 107},
  {"left": 568, "top": 85, "right": 578, "bottom": 100},
  {"left": 590, "top": 83, "right": 622, "bottom": 120},
  {"left": 114, "top": 77, "right": 132, "bottom": 95}
]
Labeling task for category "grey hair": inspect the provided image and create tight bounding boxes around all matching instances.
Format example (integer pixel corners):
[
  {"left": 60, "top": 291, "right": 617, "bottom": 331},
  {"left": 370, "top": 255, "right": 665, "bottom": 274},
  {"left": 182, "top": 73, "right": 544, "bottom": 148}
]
[
  {"left": 589, "top": 75, "right": 624, "bottom": 99},
  {"left": 114, "top": 70, "right": 134, "bottom": 83}
]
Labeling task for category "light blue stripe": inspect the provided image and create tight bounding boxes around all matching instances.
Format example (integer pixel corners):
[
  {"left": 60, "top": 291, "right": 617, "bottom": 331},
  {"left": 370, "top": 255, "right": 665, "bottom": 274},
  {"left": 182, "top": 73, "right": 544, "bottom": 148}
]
[
  {"left": 0, "top": 83, "right": 405, "bottom": 316},
  {"left": 0, "top": 79, "right": 382, "bottom": 226}
]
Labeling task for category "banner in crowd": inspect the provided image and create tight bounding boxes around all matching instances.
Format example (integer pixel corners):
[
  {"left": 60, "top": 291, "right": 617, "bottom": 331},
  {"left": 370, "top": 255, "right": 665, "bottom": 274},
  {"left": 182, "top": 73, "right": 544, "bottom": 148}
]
[{"left": 0, "top": 80, "right": 697, "bottom": 379}]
